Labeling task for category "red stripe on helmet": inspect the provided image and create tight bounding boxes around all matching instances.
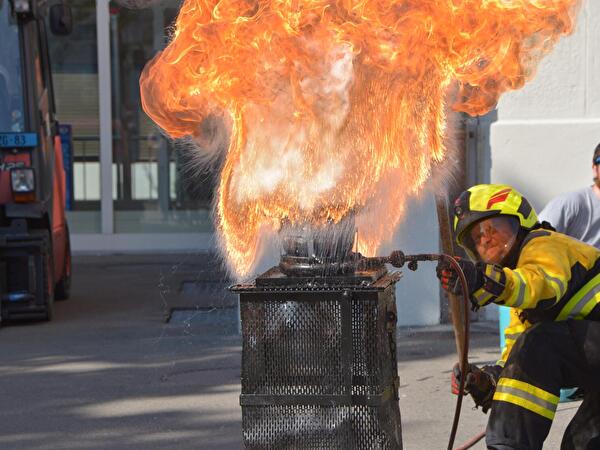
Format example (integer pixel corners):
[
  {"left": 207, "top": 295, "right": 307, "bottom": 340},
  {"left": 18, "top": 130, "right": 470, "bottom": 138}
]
[{"left": 486, "top": 188, "right": 512, "bottom": 209}]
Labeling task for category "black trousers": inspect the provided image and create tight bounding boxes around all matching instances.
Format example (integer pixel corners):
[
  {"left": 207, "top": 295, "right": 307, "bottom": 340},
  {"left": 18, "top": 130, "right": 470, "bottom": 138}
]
[{"left": 486, "top": 320, "right": 600, "bottom": 450}]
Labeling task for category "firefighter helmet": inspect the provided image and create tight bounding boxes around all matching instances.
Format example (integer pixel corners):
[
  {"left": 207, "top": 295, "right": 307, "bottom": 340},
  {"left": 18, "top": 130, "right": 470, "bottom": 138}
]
[{"left": 453, "top": 184, "right": 538, "bottom": 263}]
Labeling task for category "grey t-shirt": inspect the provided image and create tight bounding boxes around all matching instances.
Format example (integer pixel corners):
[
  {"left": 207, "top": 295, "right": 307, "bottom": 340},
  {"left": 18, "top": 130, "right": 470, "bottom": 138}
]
[{"left": 538, "top": 186, "right": 600, "bottom": 248}]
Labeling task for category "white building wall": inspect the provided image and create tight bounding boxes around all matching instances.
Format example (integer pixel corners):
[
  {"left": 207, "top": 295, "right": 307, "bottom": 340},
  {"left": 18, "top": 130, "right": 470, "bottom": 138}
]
[
  {"left": 384, "top": 192, "right": 441, "bottom": 327},
  {"left": 489, "top": 3, "right": 600, "bottom": 211}
]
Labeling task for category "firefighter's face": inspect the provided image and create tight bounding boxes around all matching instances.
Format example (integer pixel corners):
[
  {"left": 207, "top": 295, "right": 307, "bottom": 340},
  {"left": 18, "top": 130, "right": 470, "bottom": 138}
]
[{"left": 469, "top": 216, "right": 518, "bottom": 264}]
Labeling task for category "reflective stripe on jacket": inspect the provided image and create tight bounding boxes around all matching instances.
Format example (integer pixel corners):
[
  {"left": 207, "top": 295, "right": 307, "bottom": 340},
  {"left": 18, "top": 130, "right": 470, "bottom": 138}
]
[{"left": 497, "top": 230, "right": 600, "bottom": 364}]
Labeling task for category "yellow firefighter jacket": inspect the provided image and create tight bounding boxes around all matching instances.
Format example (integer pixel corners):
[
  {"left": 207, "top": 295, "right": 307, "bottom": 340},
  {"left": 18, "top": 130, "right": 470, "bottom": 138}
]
[{"left": 471, "top": 229, "right": 600, "bottom": 366}]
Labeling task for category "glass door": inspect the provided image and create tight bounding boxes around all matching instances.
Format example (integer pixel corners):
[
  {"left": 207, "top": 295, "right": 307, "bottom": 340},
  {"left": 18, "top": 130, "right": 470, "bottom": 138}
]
[
  {"left": 48, "top": 0, "right": 101, "bottom": 233},
  {"left": 109, "top": 2, "right": 215, "bottom": 233}
]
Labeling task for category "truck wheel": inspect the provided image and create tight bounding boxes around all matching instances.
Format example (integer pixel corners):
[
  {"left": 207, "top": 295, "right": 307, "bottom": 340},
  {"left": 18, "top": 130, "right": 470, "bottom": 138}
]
[
  {"left": 55, "top": 231, "right": 71, "bottom": 301},
  {"left": 43, "top": 251, "right": 55, "bottom": 322}
]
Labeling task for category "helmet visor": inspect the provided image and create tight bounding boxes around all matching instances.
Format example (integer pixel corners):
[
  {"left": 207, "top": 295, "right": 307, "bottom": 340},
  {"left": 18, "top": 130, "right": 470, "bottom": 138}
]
[{"left": 461, "top": 216, "right": 520, "bottom": 264}]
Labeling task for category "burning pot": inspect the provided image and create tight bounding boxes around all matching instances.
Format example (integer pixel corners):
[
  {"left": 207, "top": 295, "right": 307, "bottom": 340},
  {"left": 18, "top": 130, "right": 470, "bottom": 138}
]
[{"left": 278, "top": 215, "right": 358, "bottom": 277}]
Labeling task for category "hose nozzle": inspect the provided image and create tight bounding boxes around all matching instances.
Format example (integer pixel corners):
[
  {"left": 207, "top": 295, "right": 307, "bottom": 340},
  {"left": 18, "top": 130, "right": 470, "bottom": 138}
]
[{"left": 387, "top": 250, "right": 443, "bottom": 271}]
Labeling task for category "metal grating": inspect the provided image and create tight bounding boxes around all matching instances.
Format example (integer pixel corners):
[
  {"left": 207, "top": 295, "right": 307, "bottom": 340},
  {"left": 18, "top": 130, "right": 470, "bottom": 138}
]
[
  {"left": 242, "top": 299, "right": 346, "bottom": 396},
  {"left": 234, "top": 267, "right": 403, "bottom": 449},
  {"left": 242, "top": 404, "right": 401, "bottom": 449},
  {"left": 352, "top": 298, "right": 382, "bottom": 396}
]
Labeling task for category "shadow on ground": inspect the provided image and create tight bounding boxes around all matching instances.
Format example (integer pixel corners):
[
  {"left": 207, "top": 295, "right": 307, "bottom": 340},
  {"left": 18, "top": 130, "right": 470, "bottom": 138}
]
[
  {"left": 0, "top": 253, "right": 243, "bottom": 450},
  {"left": 0, "top": 253, "right": 502, "bottom": 450},
  {"left": 397, "top": 324, "right": 500, "bottom": 364}
]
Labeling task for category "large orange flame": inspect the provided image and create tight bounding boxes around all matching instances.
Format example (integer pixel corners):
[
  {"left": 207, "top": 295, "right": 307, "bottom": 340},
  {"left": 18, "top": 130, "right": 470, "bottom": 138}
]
[{"left": 141, "top": 0, "right": 580, "bottom": 276}]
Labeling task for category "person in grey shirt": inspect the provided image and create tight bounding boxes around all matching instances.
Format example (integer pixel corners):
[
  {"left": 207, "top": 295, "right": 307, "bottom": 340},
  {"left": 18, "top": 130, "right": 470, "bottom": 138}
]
[{"left": 539, "top": 143, "right": 600, "bottom": 248}]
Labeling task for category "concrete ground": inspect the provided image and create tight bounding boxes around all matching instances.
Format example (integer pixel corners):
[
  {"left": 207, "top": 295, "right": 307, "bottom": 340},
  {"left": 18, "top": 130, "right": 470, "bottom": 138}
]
[{"left": 0, "top": 254, "right": 579, "bottom": 449}]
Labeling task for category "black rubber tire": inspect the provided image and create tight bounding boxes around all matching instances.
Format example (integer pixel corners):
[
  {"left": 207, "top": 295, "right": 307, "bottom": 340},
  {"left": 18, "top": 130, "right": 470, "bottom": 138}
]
[
  {"left": 55, "top": 229, "right": 71, "bottom": 301},
  {"left": 43, "top": 247, "right": 55, "bottom": 322}
]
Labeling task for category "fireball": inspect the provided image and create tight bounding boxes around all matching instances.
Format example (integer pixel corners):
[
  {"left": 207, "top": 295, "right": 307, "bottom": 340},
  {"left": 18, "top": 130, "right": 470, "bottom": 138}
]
[{"left": 140, "top": 0, "right": 581, "bottom": 276}]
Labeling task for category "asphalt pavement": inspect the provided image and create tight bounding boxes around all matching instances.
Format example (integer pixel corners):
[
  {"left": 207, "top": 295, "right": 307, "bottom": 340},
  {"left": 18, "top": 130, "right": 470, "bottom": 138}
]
[{"left": 0, "top": 254, "right": 579, "bottom": 449}]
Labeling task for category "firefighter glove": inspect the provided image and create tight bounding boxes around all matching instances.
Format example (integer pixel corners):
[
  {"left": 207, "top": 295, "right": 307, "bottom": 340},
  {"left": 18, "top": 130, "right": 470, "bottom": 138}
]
[
  {"left": 451, "top": 363, "right": 502, "bottom": 414},
  {"left": 436, "top": 258, "right": 483, "bottom": 296}
]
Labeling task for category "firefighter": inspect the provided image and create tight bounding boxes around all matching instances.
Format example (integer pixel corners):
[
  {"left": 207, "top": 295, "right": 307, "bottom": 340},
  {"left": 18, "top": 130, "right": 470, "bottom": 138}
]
[{"left": 436, "top": 183, "right": 600, "bottom": 450}]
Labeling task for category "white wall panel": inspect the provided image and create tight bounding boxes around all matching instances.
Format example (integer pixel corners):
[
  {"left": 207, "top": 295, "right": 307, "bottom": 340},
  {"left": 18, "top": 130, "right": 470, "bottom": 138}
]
[
  {"left": 383, "top": 192, "right": 441, "bottom": 327},
  {"left": 491, "top": 120, "right": 600, "bottom": 211},
  {"left": 589, "top": 2, "right": 600, "bottom": 117},
  {"left": 496, "top": 5, "right": 589, "bottom": 121},
  {"left": 490, "top": 2, "right": 600, "bottom": 210}
]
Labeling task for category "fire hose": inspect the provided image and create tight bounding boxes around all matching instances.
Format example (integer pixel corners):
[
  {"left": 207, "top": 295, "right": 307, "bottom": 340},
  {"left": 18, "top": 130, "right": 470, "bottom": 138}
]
[{"left": 377, "top": 250, "right": 486, "bottom": 450}]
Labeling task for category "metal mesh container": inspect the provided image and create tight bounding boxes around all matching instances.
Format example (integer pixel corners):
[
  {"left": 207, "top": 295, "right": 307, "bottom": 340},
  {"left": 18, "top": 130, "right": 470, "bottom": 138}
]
[{"left": 231, "top": 265, "right": 403, "bottom": 449}]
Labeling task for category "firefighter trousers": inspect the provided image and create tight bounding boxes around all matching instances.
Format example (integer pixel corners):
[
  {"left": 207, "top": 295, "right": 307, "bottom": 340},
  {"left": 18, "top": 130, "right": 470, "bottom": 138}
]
[{"left": 485, "top": 319, "right": 600, "bottom": 450}]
